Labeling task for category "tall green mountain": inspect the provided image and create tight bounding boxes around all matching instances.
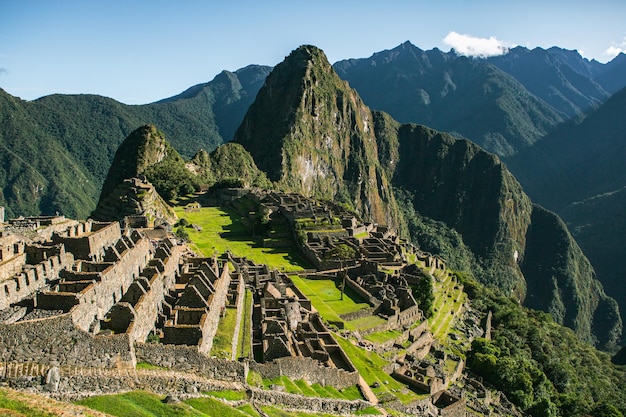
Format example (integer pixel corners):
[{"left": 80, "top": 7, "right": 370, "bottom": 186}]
[
  {"left": 233, "top": 45, "right": 400, "bottom": 227},
  {"left": 228, "top": 45, "right": 621, "bottom": 348},
  {"left": 333, "top": 41, "right": 564, "bottom": 157},
  {"left": 96, "top": 124, "right": 201, "bottom": 202},
  {"left": 0, "top": 65, "right": 270, "bottom": 218},
  {"left": 0, "top": 89, "right": 99, "bottom": 218}
]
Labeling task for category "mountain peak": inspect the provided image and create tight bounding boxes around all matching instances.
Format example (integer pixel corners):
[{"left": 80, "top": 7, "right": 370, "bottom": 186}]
[
  {"left": 234, "top": 45, "right": 398, "bottom": 226},
  {"left": 96, "top": 124, "right": 197, "bottom": 210}
]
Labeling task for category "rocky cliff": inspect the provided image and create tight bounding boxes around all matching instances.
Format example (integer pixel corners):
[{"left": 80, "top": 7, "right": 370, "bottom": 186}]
[
  {"left": 373, "top": 118, "right": 621, "bottom": 348},
  {"left": 234, "top": 45, "right": 400, "bottom": 227}
]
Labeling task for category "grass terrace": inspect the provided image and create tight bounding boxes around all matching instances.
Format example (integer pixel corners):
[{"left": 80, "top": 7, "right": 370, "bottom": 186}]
[
  {"left": 334, "top": 335, "right": 425, "bottom": 405},
  {"left": 289, "top": 274, "right": 373, "bottom": 328},
  {"left": 210, "top": 307, "right": 239, "bottom": 359},
  {"left": 173, "top": 206, "right": 308, "bottom": 272},
  {"left": 260, "top": 375, "right": 364, "bottom": 401},
  {"left": 428, "top": 270, "right": 466, "bottom": 341},
  {"left": 75, "top": 387, "right": 386, "bottom": 417},
  {"left": 237, "top": 288, "right": 254, "bottom": 359}
]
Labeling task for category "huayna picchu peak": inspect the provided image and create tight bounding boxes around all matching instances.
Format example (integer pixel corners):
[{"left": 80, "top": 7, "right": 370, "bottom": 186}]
[{"left": 234, "top": 45, "right": 401, "bottom": 229}]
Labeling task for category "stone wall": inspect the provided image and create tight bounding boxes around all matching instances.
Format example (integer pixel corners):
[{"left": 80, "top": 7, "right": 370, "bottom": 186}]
[
  {"left": 68, "top": 236, "right": 151, "bottom": 332},
  {"left": 0, "top": 247, "right": 73, "bottom": 310},
  {"left": 249, "top": 387, "right": 371, "bottom": 415},
  {"left": 339, "top": 307, "right": 374, "bottom": 322},
  {"left": 344, "top": 276, "right": 379, "bottom": 307},
  {"left": 0, "top": 313, "right": 135, "bottom": 368},
  {"left": 52, "top": 221, "right": 121, "bottom": 261},
  {"left": 392, "top": 367, "right": 445, "bottom": 395},
  {"left": 198, "top": 263, "right": 231, "bottom": 354},
  {"left": 134, "top": 342, "right": 247, "bottom": 382},
  {"left": 250, "top": 356, "right": 359, "bottom": 389},
  {"left": 124, "top": 241, "right": 182, "bottom": 343}
]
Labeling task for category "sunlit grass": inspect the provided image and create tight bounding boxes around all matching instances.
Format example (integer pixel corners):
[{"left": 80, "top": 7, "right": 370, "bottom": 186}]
[
  {"left": 76, "top": 391, "right": 207, "bottom": 416},
  {"left": 333, "top": 335, "right": 423, "bottom": 405},
  {"left": 211, "top": 307, "right": 238, "bottom": 359},
  {"left": 364, "top": 329, "right": 403, "bottom": 345},
  {"left": 237, "top": 288, "right": 253, "bottom": 359},
  {"left": 289, "top": 275, "right": 371, "bottom": 327},
  {"left": 428, "top": 271, "right": 465, "bottom": 340},
  {"left": 173, "top": 206, "right": 308, "bottom": 272}
]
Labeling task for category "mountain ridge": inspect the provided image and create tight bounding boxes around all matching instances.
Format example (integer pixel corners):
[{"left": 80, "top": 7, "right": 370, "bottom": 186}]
[{"left": 334, "top": 41, "right": 565, "bottom": 157}]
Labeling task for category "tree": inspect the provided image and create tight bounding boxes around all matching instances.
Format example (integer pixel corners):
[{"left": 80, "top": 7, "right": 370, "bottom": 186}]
[
  {"left": 411, "top": 274, "right": 435, "bottom": 318},
  {"left": 591, "top": 403, "right": 624, "bottom": 417}
]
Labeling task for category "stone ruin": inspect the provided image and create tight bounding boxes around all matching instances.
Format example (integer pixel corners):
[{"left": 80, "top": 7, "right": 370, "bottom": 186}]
[
  {"left": 0, "top": 199, "right": 487, "bottom": 416},
  {"left": 231, "top": 256, "right": 361, "bottom": 389},
  {"left": 0, "top": 216, "right": 185, "bottom": 368}
]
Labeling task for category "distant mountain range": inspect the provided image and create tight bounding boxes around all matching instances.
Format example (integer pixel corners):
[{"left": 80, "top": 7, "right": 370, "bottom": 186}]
[
  {"left": 0, "top": 64, "right": 269, "bottom": 218},
  {"left": 1, "top": 42, "right": 625, "bottom": 347}
]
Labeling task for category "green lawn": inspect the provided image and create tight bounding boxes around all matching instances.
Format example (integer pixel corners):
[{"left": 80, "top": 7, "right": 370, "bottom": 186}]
[
  {"left": 261, "top": 376, "right": 363, "bottom": 401},
  {"left": 202, "top": 390, "right": 247, "bottom": 401},
  {"left": 237, "top": 288, "right": 253, "bottom": 360},
  {"left": 185, "top": 396, "right": 258, "bottom": 416},
  {"left": 0, "top": 387, "right": 63, "bottom": 417},
  {"left": 289, "top": 275, "right": 371, "bottom": 326},
  {"left": 174, "top": 206, "right": 308, "bottom": 272},
  {"left": 364, "top": 329, "right": 403, "bottom": 345},
  {"left": 210, "top": 307, "right": 238, "bottom": 359},
  {"left": 333, "top": 335, "right": 423, "bottom": 405},
  {"left": 76, "top": 391, "right": 208, "bottom": 417}
]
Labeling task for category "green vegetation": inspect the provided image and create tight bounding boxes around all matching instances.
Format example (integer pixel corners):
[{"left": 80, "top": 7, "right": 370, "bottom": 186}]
[
  {"left": 202, "top": 390, "right": 247, "bottom": 401},
  {"left": 460, "top": 273, "right": 626, "bottom": 417},
  {"left": 334, "top": 335, "right": 423, "bottom": 404},
  {"left": 237, "top": 288, "right": 253, "bottom": 359},
  {"left": 428, "top": 271, "right": 465, "bottom": 340},
  {"left": 0, "top": 64, "right": 271, "bottom": 219},
  {"left": 338, "top": 43, "right": 564, "bottom": 157},
  {"left": 0, "top": 387, "right": 60, "bottom": 417},
  {"left": 202, "top": 143, "right": 272, "bottom": 189},
  {"left": 135, "top": 362, "right": 167, "bottom": 371},
  {"left": 173, "top": 206, "right": 307, "bottom": 272},
  {"left": 364, "top": 329, "right": 403, "bottom": 344},
  {"left": 260, "top": 376, "right": 363, "bottom": 402},
  {"left": 75, "top": 390, "right": 207, "bottom": 416},
  {"left": 210, "top": 307, "right": 238, "bottom": 359},
  {"left": 184, "top": 396, "right": 257, "bottom": 416},
  {"left": 289, "top": 275, "right": 371, "bottom": 327}
]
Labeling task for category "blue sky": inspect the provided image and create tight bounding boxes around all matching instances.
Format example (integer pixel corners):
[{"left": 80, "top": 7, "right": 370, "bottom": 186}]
[{"left": 1, "top": 0, "right": 625, "bottom": 104}]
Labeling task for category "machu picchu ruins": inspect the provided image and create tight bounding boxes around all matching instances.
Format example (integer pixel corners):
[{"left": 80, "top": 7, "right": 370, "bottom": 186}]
[{"left": 0, "top": 190, "right": 522, "bottom": 416}]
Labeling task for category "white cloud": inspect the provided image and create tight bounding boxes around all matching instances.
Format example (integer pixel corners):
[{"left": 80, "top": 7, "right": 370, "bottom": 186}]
[
  {"left": 605, "top": 38, "right": 626, "bottom": 59},
  {"left": 443, "top": 31, "right": 511, "bottom": 58}
]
